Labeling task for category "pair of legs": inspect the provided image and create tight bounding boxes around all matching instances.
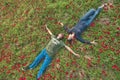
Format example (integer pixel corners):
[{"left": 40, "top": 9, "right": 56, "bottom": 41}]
[
  {"left": 79, "top": 7, "right": 102, "bottom": 26},
  {"left": 64, "top": 7, "right": 102, "bottom": 33},
  {"left": 28, "top": 48, "right": 52, "bottom": 79}
]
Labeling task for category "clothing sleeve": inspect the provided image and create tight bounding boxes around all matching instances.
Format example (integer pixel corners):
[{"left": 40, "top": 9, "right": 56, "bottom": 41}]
[
  {"left": 76, "top": 34, "right": 91, "bottom": 44},
  {"left": 61, "top": 41, "right": 66, "bottom": 47},
  {"left": 88, "top": 7, "right": 102, "bottom": 24},
  {"left": 63, "top": 26, "right": 71, "bottom": 34}
]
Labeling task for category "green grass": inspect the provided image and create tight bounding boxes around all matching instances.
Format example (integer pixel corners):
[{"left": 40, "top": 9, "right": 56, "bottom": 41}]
[{"left": 0, "top": 0, "right": 120, "bottom": 80}]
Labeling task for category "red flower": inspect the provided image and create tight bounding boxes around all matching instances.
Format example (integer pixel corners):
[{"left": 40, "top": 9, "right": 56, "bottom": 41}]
[
  {"left": 112, "top": 64, "right": 118, "bottom": 69},
  {"left": 112, "top": 65, "right": 119, "bottom": 71},
  {"left": 51, "top": 63, "right": 55, "bottom": 68},
  {"left": 70, "top": 73, "right": 73, "bottom": 78},
  {"left": 117, "top": 27, "right": 120, "bottom": 30},
  {"left": 48, "top": 17, "right": 54, "bottom": 20},
  {"left": 56, "top": 58, "right": 60, "bottom": 63},
  {"left": 99, "top": 36, "right": 103, "bottom": 40},
  {"left": 12, "top": 23, "right": 16, "bottom": 27},
  {"left": 111, "top": 38, "right": 115, "bottom": 41},
  {"left": 109, "top": 3, "right": 114, "bottom": 8},
  {"left": 89, "top": 45, "right": 93, "bottom": 49},
  {"left": 102, "top": 70, "right": 107, "bottom": 76},
  {"left": 90, "top": 22, "right": 95, "bottom": 27},
  {"left": 87, "top": 59, "right": 92, "bottom": 67},
  {"left": 25, "top": 9, "right": 29, "bottom": 14},
  {"left": 66, "top": 5, "right": 69, "bottom": 9},
  {"left": 65, "top": 71, "right": 69, "bottom": 75},
  {"left": 4, "top": 43, "right": 10, "bottom": 49},
  {"left": 116, "top": 32, "right": 120, "bottom": 37},
  {"left": 6, "top": 70, "right": 11, "bottom": 74},
  {"left": 116, "top": 50, "right": 120, "bottom": 55},
  {"left": 19, "top": 77, "right": 26, "bottom": 80},
  {"left": 97, "top": 55, "right": 100, "bottom": 64},
  {"left": 19, "top": 55, "right": 26, "bottom": 60},
  {"left": 104, "top": 7, "right": 108, "bottom": 11},
  {"left": 99, "top": 48, "right": 103, "bottom": 53},
  {"left": 66, "top": 62, "right": 69, "bottom": 67},
  {"left": 72, "top": 60, "right": 76, "bottom": 65}
]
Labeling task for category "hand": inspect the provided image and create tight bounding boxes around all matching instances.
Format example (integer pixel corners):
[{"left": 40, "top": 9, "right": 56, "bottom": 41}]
[
  {"left": 104, "top": 3, "right": 108, "bottom": 6},
  {"left": 90, "top": 40, "right": 97, "bottom": 45},
  {"left": 58, "top": 21, "right": 64, "bottom": 27},
  {"left": 84, "top": 55, "right": 93, "bottom": 60},
  {"left": 75, "top": 54, "right": 80, "bottom": 58}
]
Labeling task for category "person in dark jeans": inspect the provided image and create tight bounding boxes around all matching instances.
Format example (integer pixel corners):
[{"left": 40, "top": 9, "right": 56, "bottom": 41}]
[
  {"left": 22, "top": 25, "right": 80, "bottom": 80},
  {"left": 60, "top": 4, "right": 105, "bottom": 45}
]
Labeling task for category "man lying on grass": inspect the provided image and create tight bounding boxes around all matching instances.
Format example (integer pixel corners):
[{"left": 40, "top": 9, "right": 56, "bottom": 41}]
[
  {"left": 22, "top": 25, "right": 80, "bottom": 80},
  {"left": 60, "top": 4, "right": 105, "bottom": 45}
]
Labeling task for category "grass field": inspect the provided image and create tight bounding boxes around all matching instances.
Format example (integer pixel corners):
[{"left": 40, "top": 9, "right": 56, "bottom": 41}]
[{"left": 0, "top": 0, "right": 120, "bottom": 80}]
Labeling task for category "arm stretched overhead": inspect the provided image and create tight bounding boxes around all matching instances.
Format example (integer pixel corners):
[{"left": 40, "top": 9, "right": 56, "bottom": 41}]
[
  {"left": 76, "top": 34, "right": 97, "bottom": 45},
  {"left": 59, "top": 22, "right": 71, "bottom": 34},
  {"left": 45, "top": 25, "right": 53, "bottom": 36}
]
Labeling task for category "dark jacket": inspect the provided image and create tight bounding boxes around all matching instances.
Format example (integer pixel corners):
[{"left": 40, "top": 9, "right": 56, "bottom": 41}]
[{"left": 64, "top": 7, "right": 102, "bottom": 44}]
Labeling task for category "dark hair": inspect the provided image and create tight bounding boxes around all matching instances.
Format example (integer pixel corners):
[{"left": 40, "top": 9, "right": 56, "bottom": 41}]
[
  {"left": 68, "top": 31, "right": 73, "bottom": 34},
  {"left": 67, "top": 39, "right": 72, "bottom": 44}
]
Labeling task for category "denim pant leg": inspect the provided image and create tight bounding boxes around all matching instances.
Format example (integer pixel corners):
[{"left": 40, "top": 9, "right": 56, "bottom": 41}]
[
  {"left": 37, "top": 52, "right": 52, "bottom": 79},
  {"left": 86, "top": 7, "right": 102, "bottom": 26},
  {"left": 29, "top": 49, "right": 46, "bottom": 69},
  {"left": 80, "top": 9, "right": 96, "bottom": 21}
]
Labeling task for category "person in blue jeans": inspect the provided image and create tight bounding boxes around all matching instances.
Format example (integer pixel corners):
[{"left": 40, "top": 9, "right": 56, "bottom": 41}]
[
  {"left": 60, "top": 4, "right": 105, "bottom": 45},
  {"left": 22, "top": 25, "right": 80, "bottom": 80}
]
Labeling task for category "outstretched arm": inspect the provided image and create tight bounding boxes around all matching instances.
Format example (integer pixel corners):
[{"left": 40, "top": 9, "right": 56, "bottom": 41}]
[
  {"left": 76, "top": 34, "right": 91, "bottom": 44},
  {"left": 65, "top": 45, "right": 80, "bottom": 58},
  {"left": 76, "top": 35, "right": 97, "bottom": 45},
  {"left": 45, "top": 25, "right": 53, "bottom": 36},
  {"left": 59, "top": 22, "right": 71, "bottom": 33}
]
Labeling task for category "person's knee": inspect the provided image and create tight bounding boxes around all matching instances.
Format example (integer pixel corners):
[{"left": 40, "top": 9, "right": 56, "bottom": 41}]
[{"left": 90, "top": 9, "right": 96, "bottom": 12}]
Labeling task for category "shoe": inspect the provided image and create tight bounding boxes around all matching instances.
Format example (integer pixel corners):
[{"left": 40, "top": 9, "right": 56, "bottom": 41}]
[{"left": 22, "top": 66, "right": 30, "bottom": 71}]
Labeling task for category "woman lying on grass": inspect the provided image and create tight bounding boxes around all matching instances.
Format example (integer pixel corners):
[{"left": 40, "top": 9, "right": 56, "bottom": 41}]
[
  {"left": 22, "top": 25, "right": 80, "bottom": 80},
  {"left": 60, "top": 4, "right": 105, "bottom": 45}
]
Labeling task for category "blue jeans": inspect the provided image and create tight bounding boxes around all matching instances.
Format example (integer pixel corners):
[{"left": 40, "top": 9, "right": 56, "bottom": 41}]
[
  {"left": 80, "top": 8, "right": 102, "bottom": 26},
  {"left": 64, "top": 8, "right": 102, "bottom": 33},
  {"left": 28, "top": 48, "right": 52, "bottom": 79}
]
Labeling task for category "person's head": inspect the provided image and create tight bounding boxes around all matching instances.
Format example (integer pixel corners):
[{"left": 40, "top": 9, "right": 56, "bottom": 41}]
[
  {"left": 57, "top": 33, "right": 64, "bottom": 40},
  {"left": 67, "top": 32, "right": 75, "bottom": 44}
]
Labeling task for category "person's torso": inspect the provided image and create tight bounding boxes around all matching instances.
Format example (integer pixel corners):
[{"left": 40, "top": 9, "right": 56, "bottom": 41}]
[
  {"left": 46, "top": 36, "right": 64, "bottom": 57},
  {"left": 75, "top": 21, "right": 88, "bottom": 32}
]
